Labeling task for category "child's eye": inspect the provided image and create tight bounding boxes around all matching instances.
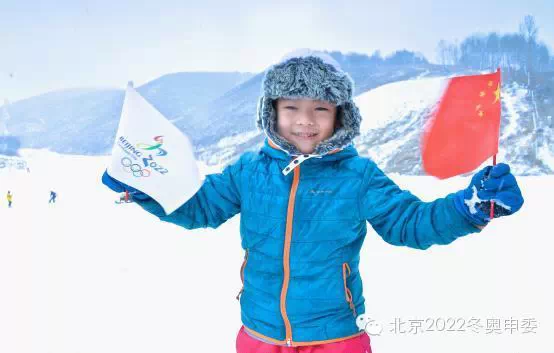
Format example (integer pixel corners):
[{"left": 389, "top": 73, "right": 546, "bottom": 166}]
[
  {"left": 315, "top": 107, "right": 329, "bottom": 111},
  {"left": 284, "top": 106, "right": 298, "bottom": 110}
]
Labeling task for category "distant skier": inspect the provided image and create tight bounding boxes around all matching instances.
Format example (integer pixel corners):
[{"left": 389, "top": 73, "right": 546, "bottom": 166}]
[
  {"left": 49, "top": 190, "right": 57, "bottom": 204},
  {"left": 6, "top": 191, "right": 12, "bottom": 208}
]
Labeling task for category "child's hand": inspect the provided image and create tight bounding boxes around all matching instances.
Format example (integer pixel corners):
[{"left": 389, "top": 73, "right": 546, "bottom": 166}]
[
  {"left": 102, "top": 170, "right": 150, "bottom": 201},
  {"left": 454, "top": 163, "right": 524, "bottom": 226}
]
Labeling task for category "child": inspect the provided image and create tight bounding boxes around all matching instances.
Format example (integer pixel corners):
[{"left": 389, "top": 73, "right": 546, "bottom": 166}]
[{"left": 102, "top": 51, "right": 524, "bottom": 353}]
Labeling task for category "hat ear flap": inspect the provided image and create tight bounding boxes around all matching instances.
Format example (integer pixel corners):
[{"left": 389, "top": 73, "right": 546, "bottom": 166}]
[{"left": 255, "top": 96, "right": 265, "bottom": 131}]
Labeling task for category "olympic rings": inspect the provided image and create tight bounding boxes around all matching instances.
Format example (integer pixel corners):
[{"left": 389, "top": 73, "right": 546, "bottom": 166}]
[{"left": 120, "top": 157, "right": 151, "bottom": 178}]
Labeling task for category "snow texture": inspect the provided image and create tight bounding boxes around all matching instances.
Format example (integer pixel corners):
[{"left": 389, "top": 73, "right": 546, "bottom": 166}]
[{"left": 0, "top": 150, "right": 551, "bottom": 353}]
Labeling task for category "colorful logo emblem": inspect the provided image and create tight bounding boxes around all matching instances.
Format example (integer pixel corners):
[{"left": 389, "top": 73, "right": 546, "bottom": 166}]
[{"left": 137, "top": 136, "right": 168, "bottom": 156}]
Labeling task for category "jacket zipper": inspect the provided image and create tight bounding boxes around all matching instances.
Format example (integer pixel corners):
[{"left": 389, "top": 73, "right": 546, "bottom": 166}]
[
  {"left": 342, "top": 262, "right": 357, "bottom": 317},
  {"left": 281, "top": 164, "right": 300, "bottom": 346},
  {"left": 236, "top": 249, "right": 249, "bottom": 300}
]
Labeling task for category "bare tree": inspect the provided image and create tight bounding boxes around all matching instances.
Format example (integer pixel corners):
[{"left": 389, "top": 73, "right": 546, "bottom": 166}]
[
  {"left": 536, "top": 43, "right": 550, "bottom": 72},
  {"left": 449, "top": 40, "right": 460, "bottom": 66},
  {"left": 519, "top": 15, "right": 539, "bottom": 86},
  {"left": 459, "top": 34, "right": 488, "bottom": 69},
  {"left": 519, "top": 15, "right": 538, "bottom": 43},
  {"left": 486, "top": 33, "right": 501, "bottom": 68},
  {"left": 436, "top": 40, "right": 448, "bottom": 66}
]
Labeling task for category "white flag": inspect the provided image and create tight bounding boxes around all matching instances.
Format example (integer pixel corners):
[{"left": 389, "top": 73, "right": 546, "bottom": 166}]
[{"left": 107, "top": 84, "right": 204, "bottom": 215}]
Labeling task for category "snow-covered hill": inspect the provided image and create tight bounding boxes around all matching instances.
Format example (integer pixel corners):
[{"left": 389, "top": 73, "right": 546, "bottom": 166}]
[
  {"left": 355, "top": 78, "right": 554, "bottom": 176},
  {"left": 1, "top": 52, "right": 441, "bottom": 157},
  {"left": 195, "top": 74, "right": 554, "bottom": 176},
  {"left": 2, "top": 51, "right": 553, "bottom": 175},
  {"left": 3, "top": 72, "right": 253, "bottom": 154},
  {"left": 181, "top": 54, "right": 444, "bottom": 161},
  {"left": 0, "top": 150, "right": 551, "bottom": 353}
]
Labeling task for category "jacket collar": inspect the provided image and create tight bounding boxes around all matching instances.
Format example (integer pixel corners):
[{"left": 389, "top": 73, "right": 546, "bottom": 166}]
[{"left": 260, "top": 138, "right": 358, "bottom": 175}]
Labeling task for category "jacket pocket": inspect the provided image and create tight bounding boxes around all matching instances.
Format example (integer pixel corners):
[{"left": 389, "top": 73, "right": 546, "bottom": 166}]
[
  {"left": 236, "top": 249, "right": 249, "bottom": 301},
  {"left": 342, "top": 262, "right": 357, "bottom": 317}
]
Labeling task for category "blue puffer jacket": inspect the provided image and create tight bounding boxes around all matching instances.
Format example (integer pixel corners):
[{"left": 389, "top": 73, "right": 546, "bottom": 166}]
[{"left": 135, "top": 139, "right": 481, "bottom": 347}]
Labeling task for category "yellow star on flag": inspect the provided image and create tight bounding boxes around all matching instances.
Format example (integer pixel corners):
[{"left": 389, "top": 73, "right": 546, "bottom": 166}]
[{"left": 492, "top": 83, "right": 500, "bottom": 104}]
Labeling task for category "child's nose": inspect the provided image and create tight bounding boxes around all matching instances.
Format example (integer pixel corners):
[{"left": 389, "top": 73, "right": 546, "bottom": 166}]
[{"left": 296, "top": 110, "right": 315, "bottom": 125}]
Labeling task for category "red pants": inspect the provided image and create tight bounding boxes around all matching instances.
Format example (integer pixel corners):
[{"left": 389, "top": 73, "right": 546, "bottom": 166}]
[{"left": 236, "top": 326, "right": 372, "bottom": 353}]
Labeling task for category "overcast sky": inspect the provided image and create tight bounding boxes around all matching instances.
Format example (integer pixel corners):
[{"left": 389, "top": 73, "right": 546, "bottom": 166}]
[{"left": 1, "top": 0, "right": 553, "bottom": 102}]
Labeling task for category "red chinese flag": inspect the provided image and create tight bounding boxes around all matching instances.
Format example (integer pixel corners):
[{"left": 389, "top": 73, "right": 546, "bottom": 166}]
[{"left": 421, "top": 69, "right": 501, "bottom": 179}]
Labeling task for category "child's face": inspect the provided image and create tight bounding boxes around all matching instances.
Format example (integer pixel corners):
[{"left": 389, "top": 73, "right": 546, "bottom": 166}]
[{"left": 276, "top": 98, "right": 338, "bottom": 154}]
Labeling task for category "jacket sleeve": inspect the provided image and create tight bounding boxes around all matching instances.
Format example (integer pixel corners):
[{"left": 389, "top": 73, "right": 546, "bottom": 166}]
[
  {"left": 134, "top": 156, "right": 243, "bottom": 229},
  {"left": 358, "top": 159, "right": 481, "bottom": 250}
]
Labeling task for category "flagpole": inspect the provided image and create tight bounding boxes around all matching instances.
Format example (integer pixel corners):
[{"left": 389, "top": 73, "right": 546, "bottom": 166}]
[
  {"left": 489, "top": 68, "right": 501, "bottom": 221},
  {"left": 490, "top": 154, "right": 497, "bottom": 219}
]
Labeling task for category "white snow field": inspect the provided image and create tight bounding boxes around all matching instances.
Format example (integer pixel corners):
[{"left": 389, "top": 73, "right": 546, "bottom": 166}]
[
  {"left": 355, "top": 76, "right": 447, "bottom": 133},
  {"left": 0, "top": 149, "right": 551, "bottom": 353}
]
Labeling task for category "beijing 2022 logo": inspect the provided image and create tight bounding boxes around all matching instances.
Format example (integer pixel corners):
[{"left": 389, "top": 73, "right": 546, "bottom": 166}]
[
  {"left": 137, "top": 135, "right": 167, "bottom": 156},
  {"left": 117, "top": 135, "right": 169, "bottom": 178}
]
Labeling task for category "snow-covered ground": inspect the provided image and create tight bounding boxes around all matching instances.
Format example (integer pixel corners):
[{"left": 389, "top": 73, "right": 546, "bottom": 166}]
[
  {"left": 355, "top": 76, "right": 447, "bottom": 133},
  {"left": 0, "top": 150, "right": 551, "bottom": 353},
  {"left": 501, "top": 82, "right": 528, "bottom": 142}
]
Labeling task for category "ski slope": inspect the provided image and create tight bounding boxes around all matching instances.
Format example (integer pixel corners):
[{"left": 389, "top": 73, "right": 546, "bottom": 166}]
[
  {"left": 0, "top": 150, "right": 551, "bottom": 353},
  {"left": 355, "top": 76, "right": 447, "bottom": 133}
]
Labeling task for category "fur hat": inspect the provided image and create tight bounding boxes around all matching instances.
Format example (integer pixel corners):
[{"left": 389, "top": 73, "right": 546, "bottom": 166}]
[{"left": 256, "top": 49, "right": 362, "bottom": 156}]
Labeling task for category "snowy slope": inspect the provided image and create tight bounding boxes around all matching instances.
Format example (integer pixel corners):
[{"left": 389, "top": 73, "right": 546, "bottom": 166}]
[
  {"left": 185, "top": 60, "right": 444, "bottom": 166},
  {"left": 196, "top": 73, "right": 551, "bottom": 177},
  {"left": 2, "top": 51, "right": 443, "bottom": 159},
  {"left": 353, "top": 76, "right": 447, "bottom": 175},
  {"left": 4, "top": 72, "right": 253, "bottom": 154},
  {"left": 354, "top": 76, "right": 553, "bottom": 175},
  {"left": 356, "top": 76, "right": 447, "bottom": 133},
  {"left": 0, "top": 151, "right": 551, "bottom": 353},
  {"left": 3, "top": 60, "right": 552, "bottom": 175}
]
